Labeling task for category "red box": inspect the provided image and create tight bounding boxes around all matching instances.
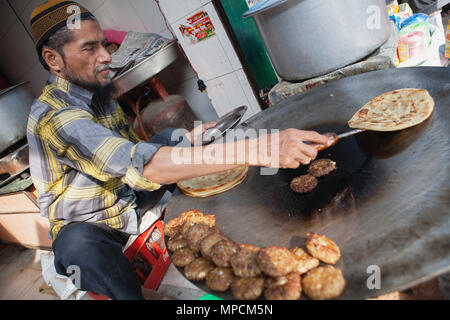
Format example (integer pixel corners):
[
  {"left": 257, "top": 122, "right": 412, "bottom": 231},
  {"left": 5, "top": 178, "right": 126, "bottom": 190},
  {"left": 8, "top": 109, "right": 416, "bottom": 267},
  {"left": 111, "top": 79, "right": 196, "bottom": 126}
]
[{"left": 89, "top": 218, "right": 170, "bottom": 300}]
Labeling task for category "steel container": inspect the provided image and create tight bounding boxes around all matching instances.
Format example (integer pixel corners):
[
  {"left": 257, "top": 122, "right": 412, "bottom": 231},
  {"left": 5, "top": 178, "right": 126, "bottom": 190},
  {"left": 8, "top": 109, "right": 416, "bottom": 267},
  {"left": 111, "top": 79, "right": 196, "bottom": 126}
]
[
  {"left": 112, "top": 41, "right": 178, "bottom": 97},
  {"left": 0, "top": 82, "right": 33, "bottom": 154},
  {"left": 244, "top": 0, "right": 391, "bottom": 81}
]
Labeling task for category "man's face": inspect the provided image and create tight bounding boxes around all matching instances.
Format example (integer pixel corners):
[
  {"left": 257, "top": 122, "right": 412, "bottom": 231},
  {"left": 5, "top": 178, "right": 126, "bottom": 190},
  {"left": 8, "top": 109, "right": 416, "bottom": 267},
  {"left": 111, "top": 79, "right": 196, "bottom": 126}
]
[{"left": 60, "top": 19, "right": 112, "bottom": 89}]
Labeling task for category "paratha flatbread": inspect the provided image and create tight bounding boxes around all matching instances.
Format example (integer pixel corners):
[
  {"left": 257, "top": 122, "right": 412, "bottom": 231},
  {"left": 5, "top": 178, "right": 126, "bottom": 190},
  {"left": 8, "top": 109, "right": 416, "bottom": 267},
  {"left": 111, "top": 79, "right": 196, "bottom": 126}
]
[
  {"left": 348, "top": 88, "right": 434, "bottom": 131},
  {"left": 177, "top": 166, "right": 248, "bottom": 198}
]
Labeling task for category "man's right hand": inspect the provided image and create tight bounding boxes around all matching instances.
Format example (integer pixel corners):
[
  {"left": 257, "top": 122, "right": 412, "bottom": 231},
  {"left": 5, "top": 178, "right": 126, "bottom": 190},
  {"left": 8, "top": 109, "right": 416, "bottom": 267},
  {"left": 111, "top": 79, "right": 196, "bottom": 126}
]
[{"left": 256, "top": 128, "right": 333, "bottom": 169}]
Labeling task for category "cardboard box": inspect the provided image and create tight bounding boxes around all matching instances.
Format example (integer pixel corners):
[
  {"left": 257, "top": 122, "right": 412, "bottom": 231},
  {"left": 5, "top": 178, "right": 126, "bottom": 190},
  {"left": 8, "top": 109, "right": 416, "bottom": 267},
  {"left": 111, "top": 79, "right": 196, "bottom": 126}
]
[{"left": 0, "top": 191, "right": 51, "bottom": 250}]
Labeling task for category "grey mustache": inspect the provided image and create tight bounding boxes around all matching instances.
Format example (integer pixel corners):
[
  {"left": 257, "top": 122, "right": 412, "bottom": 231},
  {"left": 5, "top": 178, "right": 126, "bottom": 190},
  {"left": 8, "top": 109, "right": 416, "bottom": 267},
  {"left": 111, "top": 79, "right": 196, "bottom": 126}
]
[{"left": 95, "top": 65, "right": 111, "bottom": 74}]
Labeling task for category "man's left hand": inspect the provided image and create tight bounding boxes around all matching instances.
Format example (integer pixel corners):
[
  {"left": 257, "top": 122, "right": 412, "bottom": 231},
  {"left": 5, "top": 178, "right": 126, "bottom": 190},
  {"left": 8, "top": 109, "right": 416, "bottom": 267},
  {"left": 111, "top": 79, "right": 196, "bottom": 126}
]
[{"left": 185, "top": 121, "right": 217, "bottom": 144}]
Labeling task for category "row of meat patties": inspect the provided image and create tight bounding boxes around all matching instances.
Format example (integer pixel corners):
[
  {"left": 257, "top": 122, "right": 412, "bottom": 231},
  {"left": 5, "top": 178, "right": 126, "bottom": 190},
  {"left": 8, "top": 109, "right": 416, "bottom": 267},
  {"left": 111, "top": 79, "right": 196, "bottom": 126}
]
[{"left": 164, "top": 210, "right": 346, "bottom": 300}]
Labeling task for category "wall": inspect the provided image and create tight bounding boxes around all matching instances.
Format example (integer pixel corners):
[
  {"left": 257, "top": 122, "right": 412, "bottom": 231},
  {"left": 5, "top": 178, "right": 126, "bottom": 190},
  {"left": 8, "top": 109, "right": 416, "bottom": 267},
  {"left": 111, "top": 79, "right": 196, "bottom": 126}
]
[
  {"left": 158, "top": 0, "right": 262, "bottom": 120},
  {"left": 0, "top": 0, "right": 219, "bottom": 121}
]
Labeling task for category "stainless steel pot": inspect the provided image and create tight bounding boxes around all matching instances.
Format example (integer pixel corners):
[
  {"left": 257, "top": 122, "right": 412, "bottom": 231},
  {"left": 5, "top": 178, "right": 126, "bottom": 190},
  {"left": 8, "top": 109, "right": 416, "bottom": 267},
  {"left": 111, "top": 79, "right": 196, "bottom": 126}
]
[
  {"left": 244, "top": 0, "right": 391, "bottom": 81},
  {"left": 0, "top": 82, "right": 34, "bottom": 154}
]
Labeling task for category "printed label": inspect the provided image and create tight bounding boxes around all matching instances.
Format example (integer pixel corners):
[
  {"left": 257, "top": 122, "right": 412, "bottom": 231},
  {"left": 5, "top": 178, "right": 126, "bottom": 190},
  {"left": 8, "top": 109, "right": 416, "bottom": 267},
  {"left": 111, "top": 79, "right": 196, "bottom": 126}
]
[{"left": 179, "top": 11, "right": 215, "bottom": 45}]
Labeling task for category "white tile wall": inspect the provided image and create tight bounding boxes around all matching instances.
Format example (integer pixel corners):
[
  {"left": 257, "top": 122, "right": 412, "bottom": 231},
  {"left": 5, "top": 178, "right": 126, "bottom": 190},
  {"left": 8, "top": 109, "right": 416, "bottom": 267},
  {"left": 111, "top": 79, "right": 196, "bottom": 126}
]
[
  {"left": 169, "top": 4, "right": 244, "bottom": 82},
  {"left": 102, "top": 0, "right": 147, "bottom": 33},
  {"left": 158, "top": 0, "right": 211, "bottom": 24},
  {"left": 76, "top": 0, "right": 106, "bottom": 12},
  {"left": 91, "top": 2, "right": 116, "bottom": 31},
  {"left": 170, "top": 18, "right": 235, "bottom": 81},
  {"left": 166, "top": 76, "right": 218, "bottom": 122},
  {"left": 0, "top": 0, "right": 217, "bottom": 120},
  {"left": 161, "top": 0, "right": 261, "bottom": 118},
  {"left": 205, "top": 71, "right": 258, "bottom": 120},
  {"left": 203, "top": 2, "right": 242, "bottom": 72},
  {"left": 235, "top": 68, "right": 261, "bottom": 118},
  {"left": 129, "top": 0, "right": 168, "bottom": 34}
]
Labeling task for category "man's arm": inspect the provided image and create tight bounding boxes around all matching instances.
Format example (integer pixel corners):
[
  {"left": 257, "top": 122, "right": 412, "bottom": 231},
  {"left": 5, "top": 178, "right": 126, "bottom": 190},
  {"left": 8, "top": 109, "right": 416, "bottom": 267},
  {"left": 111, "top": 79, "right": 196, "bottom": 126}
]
[
  {"left": 43, "top": 107, "right": 331, "bottom": 189},
  {"left": 143, "top": 129, "right": 332, "bottom": 185}
]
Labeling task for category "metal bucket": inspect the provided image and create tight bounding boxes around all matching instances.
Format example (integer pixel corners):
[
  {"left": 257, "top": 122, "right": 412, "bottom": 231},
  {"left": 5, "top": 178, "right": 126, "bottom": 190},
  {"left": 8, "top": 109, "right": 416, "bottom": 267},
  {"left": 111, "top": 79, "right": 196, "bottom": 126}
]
[
  {"left": 244, "top": 0, "right": 391, "bottom": 81},
  {"left": 0, "top": 82, "right": 33, "bottom": 154}
]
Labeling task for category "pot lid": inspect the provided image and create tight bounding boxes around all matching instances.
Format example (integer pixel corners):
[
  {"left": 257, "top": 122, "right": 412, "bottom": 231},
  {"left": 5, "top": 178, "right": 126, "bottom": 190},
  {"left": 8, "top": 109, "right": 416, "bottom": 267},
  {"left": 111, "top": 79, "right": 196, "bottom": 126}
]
[
  {"left": 196, "top": 106, "right": 248, "bottom": 145},
  {"left": 242, "top": 0, "right": 289, "bottom": 18}
]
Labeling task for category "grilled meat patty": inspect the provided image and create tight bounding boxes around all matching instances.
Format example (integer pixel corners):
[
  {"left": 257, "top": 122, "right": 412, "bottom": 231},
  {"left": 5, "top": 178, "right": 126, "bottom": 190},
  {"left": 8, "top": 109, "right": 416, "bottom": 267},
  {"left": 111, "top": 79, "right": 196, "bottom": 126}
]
[
  {"left": 200, "top": 232, "right": 229, "bottom": 260},
  {"left": 291, "top": 247, "right": 320, "bottom": 274},
  {"left": 171, "top": 247, "right": 199, "bottom": 267},
  {"left": 206, "top": 267, "right": 235, "bottom": 292},
  {"left": 302, "top": 266, "right": 346, "bottom": 300},
  {"left": 185, "top": 223, "right": 216, "bottom": 252},
  {"left": 230, "top": 244, "right": 262, "bottom": 278},
  {"left": 167, "top": 236, "right": 188, "bottom": 252},
  {"left": 306, "top": 232, "right": 341, "bottom": 264},
  {"left": 264, "top": 272, "right": 302, "bottom": 300},
  {"left": 210, "top": 240, "right": 240, "bottom": 268},
  {"left": 308, "top": 159, "right": 337, "bottom": 178},
  {"left": 231, "top": 275, "right": 266, "bottom": 300},
  {"left": 184, "top": 257, "right": 215, "bottom": 281},
  {"left": 257, "top": 246, "right": 296, "bottom": 277},
  {"left": 290, "top": 174, "right": 318, "bottom": 194}
]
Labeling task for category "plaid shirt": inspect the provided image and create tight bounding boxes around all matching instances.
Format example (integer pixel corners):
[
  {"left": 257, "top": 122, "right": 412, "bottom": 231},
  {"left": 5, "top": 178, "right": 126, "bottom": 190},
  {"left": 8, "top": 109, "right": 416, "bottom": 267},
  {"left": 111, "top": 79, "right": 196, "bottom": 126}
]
[{"left": 27, "top": 75, "right": 163, "bottom": 240}]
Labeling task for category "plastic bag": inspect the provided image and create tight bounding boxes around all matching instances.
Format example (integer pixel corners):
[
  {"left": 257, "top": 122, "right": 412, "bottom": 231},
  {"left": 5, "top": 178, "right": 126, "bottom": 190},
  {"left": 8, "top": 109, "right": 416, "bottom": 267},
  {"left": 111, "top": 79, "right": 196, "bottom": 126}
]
[
  {"left": 399, "top": 21, "right": 431, "bottom": 40},
  {"left": 387, "top": 3, "right": 399, "bottom": 16},
  {"left": 401, "top": 13, "right": 429, "bottom": 29},
  {"left": 397, "top": 21, "right": 431, "bottom": 63},
  {"left": 446, "top": 18, "right": 450, "bottom": 59},
  {"left": 390, "top": 11, "right": 412, "bottom": 30},
  {"left": 398, "top": 31, "right": 428, "bottom": 62},
  {"left": 399, "top": 3, "right": 413, "bottom": 16}
]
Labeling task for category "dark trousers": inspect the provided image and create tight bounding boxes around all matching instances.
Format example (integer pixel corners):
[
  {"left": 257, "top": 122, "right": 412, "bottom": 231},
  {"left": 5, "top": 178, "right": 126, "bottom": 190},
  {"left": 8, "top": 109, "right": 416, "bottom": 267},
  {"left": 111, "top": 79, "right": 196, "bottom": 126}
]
[
  {"left": 52, "top": 128, "right": 182, "bottom": 300},
  {"left": 52, "top": 223, "right": 143, "bottom": 300}
]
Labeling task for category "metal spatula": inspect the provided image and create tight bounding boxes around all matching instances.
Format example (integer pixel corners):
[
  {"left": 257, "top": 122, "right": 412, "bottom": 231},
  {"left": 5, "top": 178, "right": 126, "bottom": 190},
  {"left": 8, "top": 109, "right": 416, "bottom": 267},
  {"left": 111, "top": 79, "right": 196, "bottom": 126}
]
[{"left": 307, "top": 129, "right": 366, "bottom": 151}]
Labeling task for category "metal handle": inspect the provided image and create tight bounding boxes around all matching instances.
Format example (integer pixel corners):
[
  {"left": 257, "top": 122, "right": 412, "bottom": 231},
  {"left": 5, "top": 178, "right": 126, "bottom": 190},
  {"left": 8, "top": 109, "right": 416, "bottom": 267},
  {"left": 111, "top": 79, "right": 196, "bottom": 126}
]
[{"left": 304, "top": 132, "right": 339, "bottom": 151}]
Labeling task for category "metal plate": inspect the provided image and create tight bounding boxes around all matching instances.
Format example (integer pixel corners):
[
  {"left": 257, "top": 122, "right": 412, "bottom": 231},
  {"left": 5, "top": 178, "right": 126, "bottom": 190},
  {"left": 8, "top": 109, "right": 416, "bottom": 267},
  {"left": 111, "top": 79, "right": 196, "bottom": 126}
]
[
  {"left": 112, "top": 41, "right": 178, "bottom": 97},
  {"left": 164, "top": 67, "right": 450, "bottom": 299},
  {"left": 197, "top": 106, "right": 248, "bottom": 145}
]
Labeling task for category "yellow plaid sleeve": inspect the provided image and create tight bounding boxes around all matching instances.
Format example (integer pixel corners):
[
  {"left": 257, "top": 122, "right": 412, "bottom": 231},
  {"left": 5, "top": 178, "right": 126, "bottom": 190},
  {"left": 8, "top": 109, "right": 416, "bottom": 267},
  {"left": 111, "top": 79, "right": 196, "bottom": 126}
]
[
  {"left": 42, "top": 107, "right": 162, "bottom": 190},
  {"left": 121, "top": 144, "right": 161, "bottom": 191}
]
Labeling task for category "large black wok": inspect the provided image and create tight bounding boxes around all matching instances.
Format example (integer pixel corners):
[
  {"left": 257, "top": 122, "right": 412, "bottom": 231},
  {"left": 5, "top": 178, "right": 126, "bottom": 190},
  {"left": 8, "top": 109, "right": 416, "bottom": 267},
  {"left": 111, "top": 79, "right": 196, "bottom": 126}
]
[{"left": 164, "top": 67, "right": 450, "bottom": 299}]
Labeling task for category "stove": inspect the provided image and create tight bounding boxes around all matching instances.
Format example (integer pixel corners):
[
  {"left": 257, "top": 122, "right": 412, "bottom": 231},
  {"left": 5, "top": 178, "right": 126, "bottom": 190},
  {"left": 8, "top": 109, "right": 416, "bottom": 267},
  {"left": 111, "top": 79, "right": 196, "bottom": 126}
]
[{"left": 0, "top": 138, "right": 30, "bottom": 192}]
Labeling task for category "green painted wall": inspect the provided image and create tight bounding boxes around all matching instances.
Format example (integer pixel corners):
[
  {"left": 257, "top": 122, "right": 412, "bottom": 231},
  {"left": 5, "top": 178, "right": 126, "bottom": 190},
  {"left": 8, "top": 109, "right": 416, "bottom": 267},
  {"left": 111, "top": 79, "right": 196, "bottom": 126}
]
[{"left": 220, "top": 0, "right": 278, "bottom": 91}]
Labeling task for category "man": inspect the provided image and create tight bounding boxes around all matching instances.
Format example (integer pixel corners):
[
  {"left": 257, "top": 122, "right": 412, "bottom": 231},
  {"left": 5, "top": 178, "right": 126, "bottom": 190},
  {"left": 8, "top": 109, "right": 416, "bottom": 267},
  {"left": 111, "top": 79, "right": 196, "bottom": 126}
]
[{"left": 27, "top": 0, "right": 331, "bottom": 300}]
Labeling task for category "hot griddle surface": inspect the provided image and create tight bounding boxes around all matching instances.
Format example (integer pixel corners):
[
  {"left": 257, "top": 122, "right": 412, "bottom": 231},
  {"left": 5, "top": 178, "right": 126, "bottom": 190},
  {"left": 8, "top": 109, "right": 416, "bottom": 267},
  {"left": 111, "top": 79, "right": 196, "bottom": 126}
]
[{"left": 164, "top": 67, "right": 450, "bottom": 300}]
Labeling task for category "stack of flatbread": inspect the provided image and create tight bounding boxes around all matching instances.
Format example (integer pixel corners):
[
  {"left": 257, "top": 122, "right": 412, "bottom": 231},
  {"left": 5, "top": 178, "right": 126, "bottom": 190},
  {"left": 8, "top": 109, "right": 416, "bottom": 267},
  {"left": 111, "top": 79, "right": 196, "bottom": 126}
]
[
  {"left": 348, "top": 88, "right": 434, "bottom": 131},
  {"left": 177, "top": 166, "right": 248, "bottom": 198}
]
